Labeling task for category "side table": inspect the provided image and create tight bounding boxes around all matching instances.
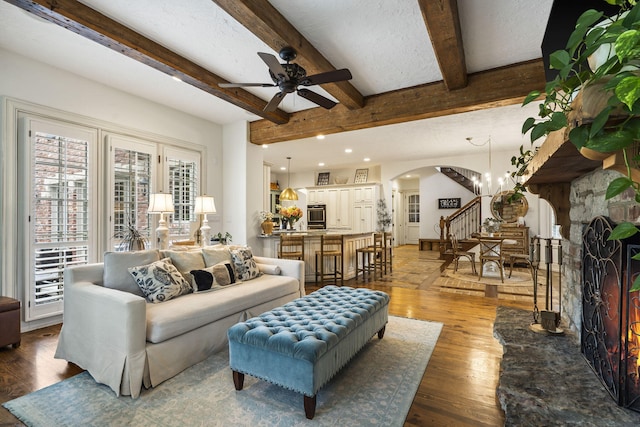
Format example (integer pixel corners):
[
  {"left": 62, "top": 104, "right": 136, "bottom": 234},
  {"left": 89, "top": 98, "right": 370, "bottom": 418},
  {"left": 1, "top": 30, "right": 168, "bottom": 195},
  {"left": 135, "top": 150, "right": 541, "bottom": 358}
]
[{"left": 0, "top": 296, "right": 21, "bottom": 348}]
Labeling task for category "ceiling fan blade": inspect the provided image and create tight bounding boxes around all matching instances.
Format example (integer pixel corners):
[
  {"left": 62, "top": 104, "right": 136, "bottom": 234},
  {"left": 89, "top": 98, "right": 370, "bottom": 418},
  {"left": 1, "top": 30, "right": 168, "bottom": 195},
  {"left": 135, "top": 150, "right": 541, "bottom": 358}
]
[
  {"left": 219, "top": 82, "right": 276, "bottom": 88},
  {"left": 299, "top": 69, "right": 352, "bottom": 86},
  {"left": 297, "top": 88, "right": 337, "bottom": 109},
  {"left": 257, "top": 52, "right": 289, "bottom": 81},
  {"left": 264, "top": 91, "right": 287, "bottom": 112}
]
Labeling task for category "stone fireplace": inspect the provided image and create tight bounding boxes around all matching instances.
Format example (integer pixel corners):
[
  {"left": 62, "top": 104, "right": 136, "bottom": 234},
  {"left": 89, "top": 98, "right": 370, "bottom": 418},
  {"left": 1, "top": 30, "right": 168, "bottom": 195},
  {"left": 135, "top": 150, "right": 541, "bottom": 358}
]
[
  {"left": 561, "top": 169, "right": 640, "bottom": 412},
  {"left": 581, "top": 215, "right": 640, "bottom": 412}
]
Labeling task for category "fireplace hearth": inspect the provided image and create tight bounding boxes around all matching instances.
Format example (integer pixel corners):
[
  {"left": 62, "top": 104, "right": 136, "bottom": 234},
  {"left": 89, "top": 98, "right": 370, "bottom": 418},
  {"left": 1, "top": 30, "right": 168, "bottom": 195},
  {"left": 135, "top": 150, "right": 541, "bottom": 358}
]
[{"left": 582, "top": 216, "right": 640, "bottom": 412}]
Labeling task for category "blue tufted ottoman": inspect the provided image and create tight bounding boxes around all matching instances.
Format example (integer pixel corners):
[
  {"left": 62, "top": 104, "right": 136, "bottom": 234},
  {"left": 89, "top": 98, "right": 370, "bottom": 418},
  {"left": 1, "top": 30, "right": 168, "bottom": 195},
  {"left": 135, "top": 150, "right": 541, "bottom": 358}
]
[{"left": 227, "top": 285, "right": 389, "bottom": 419}]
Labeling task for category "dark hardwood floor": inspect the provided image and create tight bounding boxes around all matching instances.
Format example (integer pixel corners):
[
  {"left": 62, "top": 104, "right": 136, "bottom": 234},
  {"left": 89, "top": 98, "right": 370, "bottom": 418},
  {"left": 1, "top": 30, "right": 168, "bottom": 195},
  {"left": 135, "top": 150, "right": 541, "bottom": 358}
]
[{"left": 0, "top": 245, "right": 531, "bottom": 426}]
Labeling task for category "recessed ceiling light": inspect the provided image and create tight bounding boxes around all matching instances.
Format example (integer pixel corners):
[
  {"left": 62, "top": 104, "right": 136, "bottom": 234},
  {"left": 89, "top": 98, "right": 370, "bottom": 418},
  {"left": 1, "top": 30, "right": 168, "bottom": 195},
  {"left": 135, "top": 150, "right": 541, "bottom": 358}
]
[
  {"left": 363, "top": 157, "right": 370, "bottom": 162},
  {"left": 316, "top": 135, "right": 325, "bottom": 140},
  {"left": 406, "top": 175, "right": 411, "bottom": 178},
  {"left": 262, "top": 144, "right": 268, "bottom": 149},
  {"left": 172, "top": 76, "right": 182, "bottom": 82},
  {"left": 345, "top": 148, "right": 352, "bottom": 153},
  {"left": 318, "top": 162, "right": 325, "bottom": 167},
  {"left": 280, "top": 166, "right": 286, "bottom": 171}
]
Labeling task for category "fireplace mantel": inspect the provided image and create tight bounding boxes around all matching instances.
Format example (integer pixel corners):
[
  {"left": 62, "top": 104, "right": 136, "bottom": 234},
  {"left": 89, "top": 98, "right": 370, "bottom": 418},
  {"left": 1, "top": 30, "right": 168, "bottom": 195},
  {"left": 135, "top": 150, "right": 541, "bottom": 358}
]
[{"left": 524, "top": 128, "right": 601, "bottom": 238}]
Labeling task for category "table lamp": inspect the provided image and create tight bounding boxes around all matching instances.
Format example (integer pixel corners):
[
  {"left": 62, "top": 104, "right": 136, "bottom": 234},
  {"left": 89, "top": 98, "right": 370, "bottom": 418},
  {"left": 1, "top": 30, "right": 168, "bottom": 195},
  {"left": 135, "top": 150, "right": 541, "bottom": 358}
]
[
  {"left": 195, "top": 195, "right": 216, "bottom": 246},
  {"left": 148, "top": 193, "right": 174, "bottom": 249}
]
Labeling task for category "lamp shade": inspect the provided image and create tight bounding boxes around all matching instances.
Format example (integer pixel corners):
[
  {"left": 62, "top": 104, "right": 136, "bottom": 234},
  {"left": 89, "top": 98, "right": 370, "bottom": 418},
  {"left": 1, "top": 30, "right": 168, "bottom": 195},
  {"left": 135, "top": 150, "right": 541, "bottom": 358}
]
[
  {"left": 279, "top": 187, "right": 298, "bottom": 201},
  {"left": 148, "top": 193, "right": 174, "bottom": 214},
  {"left": 194, "top": 195, "right": 216, "bottom": 214}
]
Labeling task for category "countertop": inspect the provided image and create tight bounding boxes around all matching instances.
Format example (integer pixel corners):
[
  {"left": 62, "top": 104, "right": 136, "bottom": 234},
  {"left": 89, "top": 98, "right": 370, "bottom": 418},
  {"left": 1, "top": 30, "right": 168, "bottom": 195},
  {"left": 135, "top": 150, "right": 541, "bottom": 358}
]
[{"left": 258, "top": 229, "right": 373, "bottom": 238}]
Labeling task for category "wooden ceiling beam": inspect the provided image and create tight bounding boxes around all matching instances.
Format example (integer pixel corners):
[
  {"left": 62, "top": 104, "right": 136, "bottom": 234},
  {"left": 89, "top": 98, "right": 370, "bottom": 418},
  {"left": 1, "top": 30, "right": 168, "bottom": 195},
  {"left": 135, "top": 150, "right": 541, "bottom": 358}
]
[
  {"left": 418, "top": 0, "right": 467, "bottom": 90},
  {"left": 211, "top": 0, "right": 365, "bottom": 110},
  {"left": 250, "top": 59, "right": 546, "bottom": 145},
  {"left": 5, "top": 0, "right": 290, "bottom": 124}
]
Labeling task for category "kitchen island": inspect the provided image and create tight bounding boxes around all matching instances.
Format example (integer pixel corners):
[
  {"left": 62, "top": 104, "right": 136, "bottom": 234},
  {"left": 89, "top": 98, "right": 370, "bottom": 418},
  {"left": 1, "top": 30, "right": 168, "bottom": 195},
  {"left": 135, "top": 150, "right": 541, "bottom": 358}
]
[{"left": 258, "top": 230, "right": 374, "bottom": 282}]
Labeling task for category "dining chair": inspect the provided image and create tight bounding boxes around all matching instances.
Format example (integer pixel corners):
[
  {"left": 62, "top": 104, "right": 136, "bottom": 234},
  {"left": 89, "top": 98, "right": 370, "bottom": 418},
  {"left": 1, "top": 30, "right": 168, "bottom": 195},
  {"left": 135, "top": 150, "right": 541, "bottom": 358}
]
[
  {"left": 449, "top": 233, "right": 477, "bottom": 275},
  {"left": 478, "top": 238, "right": 505, "bottom": 283}
]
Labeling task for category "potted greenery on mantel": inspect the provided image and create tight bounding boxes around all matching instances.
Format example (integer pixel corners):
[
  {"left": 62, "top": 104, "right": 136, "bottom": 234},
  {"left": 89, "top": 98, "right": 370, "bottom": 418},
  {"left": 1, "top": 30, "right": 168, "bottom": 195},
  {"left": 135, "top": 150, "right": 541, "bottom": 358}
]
[{"left": 514, "top": 0, "right": 640, "bottom": 289}]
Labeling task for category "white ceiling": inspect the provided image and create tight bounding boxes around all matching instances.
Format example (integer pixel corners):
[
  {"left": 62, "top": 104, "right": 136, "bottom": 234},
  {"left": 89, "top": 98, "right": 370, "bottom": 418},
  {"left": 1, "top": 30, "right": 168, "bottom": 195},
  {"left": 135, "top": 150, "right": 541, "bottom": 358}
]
[{"left": 0, "top": 0, "right": 555, "bottom": 173}]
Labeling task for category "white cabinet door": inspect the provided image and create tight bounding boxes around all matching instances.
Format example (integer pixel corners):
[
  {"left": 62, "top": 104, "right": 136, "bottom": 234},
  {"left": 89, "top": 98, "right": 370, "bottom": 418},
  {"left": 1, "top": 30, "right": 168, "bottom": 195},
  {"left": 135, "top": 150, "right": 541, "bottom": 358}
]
[
  {"left": 326, "top": 188, "right": 352, "bottom": 229},
  {"left": 353, "top": 186, "right": 375, "bottom": 204},
  {"left": 308, "top": 189, "right": 326, "bottom": 205},
  {"left": 354, "top": 204, "right": 374, "bottom": 233}
]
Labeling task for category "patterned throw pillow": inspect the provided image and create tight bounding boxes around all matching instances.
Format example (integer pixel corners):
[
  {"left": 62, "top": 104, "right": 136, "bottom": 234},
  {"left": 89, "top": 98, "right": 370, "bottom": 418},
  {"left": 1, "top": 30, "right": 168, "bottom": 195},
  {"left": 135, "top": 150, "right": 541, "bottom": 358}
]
[
  {"left": 211, "top": 262, "right": 237, "bottom": 286},
  {"left": 230, "top": 247, "right": 261, "bottom": 281},
  {"left": 190, "top": 266, "right": 218, "bottom": 292},
  {"left": 128, "top": 258, "right": 192, "bottom": 303}
]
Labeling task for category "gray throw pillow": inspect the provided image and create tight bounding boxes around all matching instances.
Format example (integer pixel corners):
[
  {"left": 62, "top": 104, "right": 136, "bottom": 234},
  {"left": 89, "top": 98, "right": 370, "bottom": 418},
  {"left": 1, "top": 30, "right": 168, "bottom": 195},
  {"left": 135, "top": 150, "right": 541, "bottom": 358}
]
[{"left": 103, "top": 249, "right": 160, "bottom": 297}]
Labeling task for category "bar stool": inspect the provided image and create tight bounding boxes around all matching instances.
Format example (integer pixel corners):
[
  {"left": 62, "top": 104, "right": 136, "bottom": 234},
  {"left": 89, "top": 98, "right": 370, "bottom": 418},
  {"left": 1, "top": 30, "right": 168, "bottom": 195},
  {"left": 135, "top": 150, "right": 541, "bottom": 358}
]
[
  {"left": 279, "top": 234, "right": 305, "bottom": 260},
  {"left": 315, "top": 234, "right": 344, "bottom": 286},
  {"left": 0, "top": 296, "right": 21, "bottom": 349},
  {"left": 356, "top": 233, "right": 384, "bottom": 281},
  {"left": 382, "top": 231, "right": 393, "bottom": 275}
]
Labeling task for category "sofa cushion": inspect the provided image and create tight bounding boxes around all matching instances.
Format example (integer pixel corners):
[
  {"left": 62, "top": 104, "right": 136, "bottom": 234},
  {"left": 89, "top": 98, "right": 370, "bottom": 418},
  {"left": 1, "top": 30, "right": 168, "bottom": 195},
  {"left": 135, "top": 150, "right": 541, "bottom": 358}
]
[
  {"left": 128, "top": 258, "right": 192, "bottom": 303},
  {"left": 162, "top": 250, "right": 205, "bottom": 273},
  {"left": 202, "top": 246, "right": 232, "bottom": 266},
  {"left": 190, "top": 266, "right": 221, "bottom": 292},
  {"left": 145, "top": 274, "right": 300, "bottom": 343},
  {"left": 103, "top": 249, "right": 160, "bottom": 297},
  {"left": 230, "top": 247, "right": 261, "bottom": 281}
]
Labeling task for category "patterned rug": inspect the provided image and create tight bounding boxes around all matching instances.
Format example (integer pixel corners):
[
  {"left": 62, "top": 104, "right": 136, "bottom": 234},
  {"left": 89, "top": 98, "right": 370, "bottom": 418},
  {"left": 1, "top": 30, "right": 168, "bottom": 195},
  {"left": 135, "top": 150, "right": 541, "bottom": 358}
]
[{"left": 3, "top": 316, "right": 442, "bottom": 427}]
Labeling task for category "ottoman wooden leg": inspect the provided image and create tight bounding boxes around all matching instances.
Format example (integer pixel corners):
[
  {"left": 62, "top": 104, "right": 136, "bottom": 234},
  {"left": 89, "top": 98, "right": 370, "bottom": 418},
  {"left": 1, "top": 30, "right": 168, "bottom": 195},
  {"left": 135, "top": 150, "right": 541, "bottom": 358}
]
[
  {"left": 232, "top": 371, "right": 244, "bottom": 390},
  {"left": 377, "top": 325, "right": 386, "bottom": 339},
  {"left": 304, "top": 394, "right": 316, "bottom": 419}
]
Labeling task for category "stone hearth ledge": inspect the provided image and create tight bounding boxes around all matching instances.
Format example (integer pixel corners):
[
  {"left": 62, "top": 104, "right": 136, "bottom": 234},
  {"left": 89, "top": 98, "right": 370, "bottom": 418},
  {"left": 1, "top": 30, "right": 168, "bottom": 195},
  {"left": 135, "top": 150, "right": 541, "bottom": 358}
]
[{"left": 494, "top": 306, "right": 640, "bottom": 427}]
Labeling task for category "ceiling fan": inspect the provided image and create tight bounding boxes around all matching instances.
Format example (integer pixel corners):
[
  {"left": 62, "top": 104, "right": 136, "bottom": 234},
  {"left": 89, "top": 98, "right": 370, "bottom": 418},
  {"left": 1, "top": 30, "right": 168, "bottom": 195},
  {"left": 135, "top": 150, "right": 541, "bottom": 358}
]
[{"left": 219, "top": 46, "right": 353, "bottom": 112}]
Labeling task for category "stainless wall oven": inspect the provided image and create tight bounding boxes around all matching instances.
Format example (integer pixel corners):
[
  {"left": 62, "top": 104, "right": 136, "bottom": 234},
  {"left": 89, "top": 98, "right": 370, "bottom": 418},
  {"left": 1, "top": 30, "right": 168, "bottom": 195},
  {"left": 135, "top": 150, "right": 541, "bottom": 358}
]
[{"left": 307, "top": 204, "right": 326, "bottom": 229}]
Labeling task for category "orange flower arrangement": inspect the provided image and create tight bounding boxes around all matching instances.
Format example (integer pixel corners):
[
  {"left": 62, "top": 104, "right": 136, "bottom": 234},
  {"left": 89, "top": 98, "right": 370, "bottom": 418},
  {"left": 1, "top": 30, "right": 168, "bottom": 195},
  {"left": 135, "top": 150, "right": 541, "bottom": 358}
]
[{"left": 279, "top": 205, "right": 303, "bottom": 222}]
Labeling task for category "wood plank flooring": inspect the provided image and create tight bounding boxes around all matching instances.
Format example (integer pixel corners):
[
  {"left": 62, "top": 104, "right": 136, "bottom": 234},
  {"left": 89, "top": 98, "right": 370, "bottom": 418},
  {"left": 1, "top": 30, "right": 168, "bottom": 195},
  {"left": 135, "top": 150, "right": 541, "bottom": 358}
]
[{"left": 0, "top": 245, "right": 532, "bottom": 426}]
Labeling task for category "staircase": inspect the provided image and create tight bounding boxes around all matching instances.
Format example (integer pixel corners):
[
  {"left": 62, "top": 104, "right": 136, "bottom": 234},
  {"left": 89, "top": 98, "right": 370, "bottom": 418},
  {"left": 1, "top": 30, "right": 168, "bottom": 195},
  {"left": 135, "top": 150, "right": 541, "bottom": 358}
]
[
  {"left": 438, "top": 196, "right": 482, "bottom": 270},
  {"left": 439, "top": 167, "right": 481, "bottom": 194}
]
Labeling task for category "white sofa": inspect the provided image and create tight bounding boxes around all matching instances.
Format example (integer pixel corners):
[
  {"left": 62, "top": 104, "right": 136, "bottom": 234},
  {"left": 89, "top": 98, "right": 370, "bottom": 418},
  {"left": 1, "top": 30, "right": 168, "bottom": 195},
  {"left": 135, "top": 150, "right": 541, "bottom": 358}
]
[{"left": 54, "top": 248, "right": 305, "bottom": 398}]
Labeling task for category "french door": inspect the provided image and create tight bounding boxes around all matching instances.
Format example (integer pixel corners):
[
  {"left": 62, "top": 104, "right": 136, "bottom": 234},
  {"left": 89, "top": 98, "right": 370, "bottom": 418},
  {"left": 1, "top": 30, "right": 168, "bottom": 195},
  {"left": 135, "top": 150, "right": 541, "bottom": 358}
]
[{"left": 19, "top": 117, "right": 97, "bottom": 321}]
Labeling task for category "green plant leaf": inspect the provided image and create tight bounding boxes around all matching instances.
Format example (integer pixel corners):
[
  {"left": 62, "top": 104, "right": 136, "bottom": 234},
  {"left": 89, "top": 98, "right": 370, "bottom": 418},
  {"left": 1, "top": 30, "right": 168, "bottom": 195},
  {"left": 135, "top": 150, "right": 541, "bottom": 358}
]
[
  {"left": 550, "top": 50, "right": 571, "bottom": 70},
  {"left": 567, "top": 10, "right": 604, "bottom": 52},
  {"left": 623, "top": 3, "right": 640, "bottom": 28},
  {"left": 630, "top": 275, "right": 640, "bottom": 292},
  {"left": 606, "top": 176, "right": 633, "bottom": 199},
  {"left": 522, "top": 117, "right": 536, "bottom": 134},
  {"left": 522, "top": 91, "right": 541, "bottom": 106},
  {"left": 590, "top": 106, "right": 613, "bottom": 137},
  {"left": 609, "top": 222, "right": 639, "bottom": 240},
  {"left": 530, "top": 124, "right": 548, "bottom": 143},
  {"left": 615, "top": 75, "right": 640, "bottom": 109},
  {"left": 569, "top": 125, "right": 590, "bottom": 149},
  {"left": 585, "top": 129, "right": 635, "bottom": 152},
  {"left": 615, "top": 29, "right": 640, "bottom": 61}
]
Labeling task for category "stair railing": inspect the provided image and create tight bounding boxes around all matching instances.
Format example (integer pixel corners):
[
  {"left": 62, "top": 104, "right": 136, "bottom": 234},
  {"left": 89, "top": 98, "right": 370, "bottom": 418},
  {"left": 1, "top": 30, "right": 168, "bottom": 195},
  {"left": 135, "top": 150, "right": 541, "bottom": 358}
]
[{"left": 439, "top": 196, "right": 482, "bottom": 256}]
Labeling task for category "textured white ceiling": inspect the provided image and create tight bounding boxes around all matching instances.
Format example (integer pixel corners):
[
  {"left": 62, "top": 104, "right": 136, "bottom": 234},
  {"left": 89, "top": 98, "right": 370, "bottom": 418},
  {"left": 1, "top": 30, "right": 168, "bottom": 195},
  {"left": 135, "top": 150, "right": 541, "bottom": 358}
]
[{"left": 0, "top": 0, "right": 555, "bottom": 172}]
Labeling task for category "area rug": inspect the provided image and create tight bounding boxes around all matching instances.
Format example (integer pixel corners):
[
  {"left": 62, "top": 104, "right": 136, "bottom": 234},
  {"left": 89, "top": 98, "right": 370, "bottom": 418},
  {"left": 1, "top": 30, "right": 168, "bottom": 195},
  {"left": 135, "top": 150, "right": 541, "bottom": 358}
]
[
  {"left": 494, "top": 306, "right": 640, "bottom": 426},
  {"left": 3, "top": 316, "right": 442, "bottom": 427}
]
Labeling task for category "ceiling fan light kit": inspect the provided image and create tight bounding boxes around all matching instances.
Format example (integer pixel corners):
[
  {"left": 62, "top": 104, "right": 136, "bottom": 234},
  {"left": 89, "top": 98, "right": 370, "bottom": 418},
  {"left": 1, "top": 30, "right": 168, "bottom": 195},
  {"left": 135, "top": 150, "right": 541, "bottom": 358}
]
[{"left": 219, "top": 46, "right": 352, "bottom": 112}]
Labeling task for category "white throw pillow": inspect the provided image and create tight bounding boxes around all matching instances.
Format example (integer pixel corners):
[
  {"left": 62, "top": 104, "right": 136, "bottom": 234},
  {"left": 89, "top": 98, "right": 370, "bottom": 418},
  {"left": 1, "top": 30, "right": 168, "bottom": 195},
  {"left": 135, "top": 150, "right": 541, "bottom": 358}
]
[{"left": 230, "top": 247, "right": 261, "bottom": 281}]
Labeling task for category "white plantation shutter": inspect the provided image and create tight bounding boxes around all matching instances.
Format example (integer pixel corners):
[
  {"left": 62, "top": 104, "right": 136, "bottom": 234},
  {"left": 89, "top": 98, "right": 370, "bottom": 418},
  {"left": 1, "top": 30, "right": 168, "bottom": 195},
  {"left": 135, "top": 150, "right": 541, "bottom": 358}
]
[
  {"left": 165, "top": 148, "right": 200, "bottom": 238},
  {"left": 23, "top": 118, "right": 97, "bottom": 321},
  {"left": 107, "top": 135, "right": 157, "bottom": 251}
]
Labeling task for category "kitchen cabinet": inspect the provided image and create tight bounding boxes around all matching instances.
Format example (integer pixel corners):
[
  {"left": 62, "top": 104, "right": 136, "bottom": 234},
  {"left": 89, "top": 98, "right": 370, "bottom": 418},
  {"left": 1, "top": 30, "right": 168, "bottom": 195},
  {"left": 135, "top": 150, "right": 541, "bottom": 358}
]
[
  {"left": 353, "top": 186, "right": 376, "bottom": 204},
  {"left": 307, "top": 189, "right": 326, "bottom": 205},
  {"left": 326, "top": 188, "right": 352, "bottom": 229},
  {"left": 353, "top": 203, "right": 374, "bottom": 233}
]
